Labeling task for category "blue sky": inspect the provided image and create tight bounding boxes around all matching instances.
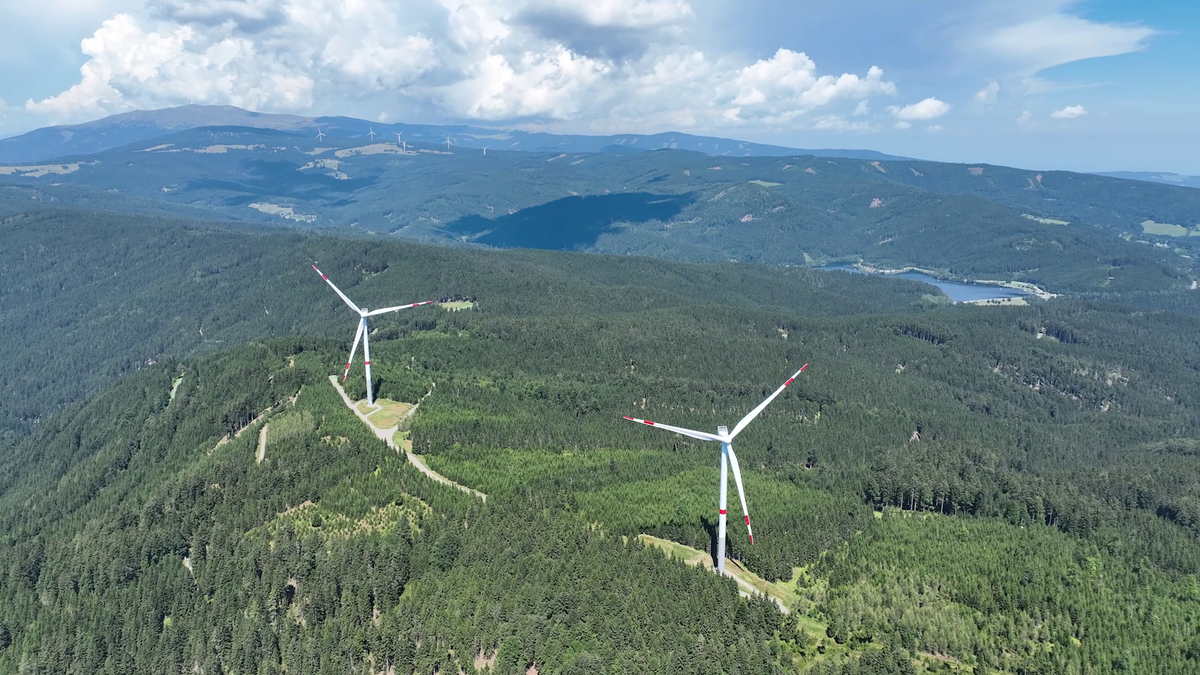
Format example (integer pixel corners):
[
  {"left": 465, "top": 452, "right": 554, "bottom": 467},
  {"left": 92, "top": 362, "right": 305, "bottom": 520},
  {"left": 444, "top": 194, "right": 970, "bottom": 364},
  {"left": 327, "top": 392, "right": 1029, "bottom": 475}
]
[{"left": 0, "top": 0, "right": 1194, "bottom": 173}]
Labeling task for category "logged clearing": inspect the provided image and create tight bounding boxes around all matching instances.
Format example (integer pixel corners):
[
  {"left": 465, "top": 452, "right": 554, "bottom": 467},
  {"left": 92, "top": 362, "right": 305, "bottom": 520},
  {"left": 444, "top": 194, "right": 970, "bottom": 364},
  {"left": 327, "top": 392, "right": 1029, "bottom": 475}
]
[
  {"left": 256, "top": 424, "right": 268, "bottom": 464},
  {"left": 249, "top": 203, "right": 317, "bottom": 223},
  {"left": 441, "top": 300, "right": 475, "bottom": 311},
  {"left": 0, "top": 162, "right": 88, "bottom": 178},
  {"left": 1023, "top": 214, "right": 1069, "bottom": 226},
  {"left": 747, "top": 179, "right": 781, "bottom": 187}
]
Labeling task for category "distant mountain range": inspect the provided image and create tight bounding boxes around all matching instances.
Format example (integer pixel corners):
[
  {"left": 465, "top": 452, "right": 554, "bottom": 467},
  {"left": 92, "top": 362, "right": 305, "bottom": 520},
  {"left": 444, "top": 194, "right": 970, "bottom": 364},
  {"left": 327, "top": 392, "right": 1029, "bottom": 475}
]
[
  {"left": 0, "top": 105, "right": 907, "bottom": 164},
  {"left": 1096, "top": 171, "right": 1200, "bottom": 190}
]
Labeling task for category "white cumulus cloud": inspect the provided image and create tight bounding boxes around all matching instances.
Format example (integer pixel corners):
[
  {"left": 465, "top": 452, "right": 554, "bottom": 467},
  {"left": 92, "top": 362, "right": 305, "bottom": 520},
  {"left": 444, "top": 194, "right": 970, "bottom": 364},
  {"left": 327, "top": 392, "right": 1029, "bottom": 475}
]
[
  {"left": 25, "top": 0, "right": 904, "bottom": 134},
  {"left": 888, "top": 97, "right": 950, "bottom": 121},
  {"left": 719, "top": 49, "right": 896, "bottom": 125},
  {"left": 1050, "top": 104, "right": 1087, "bottom": 119}
]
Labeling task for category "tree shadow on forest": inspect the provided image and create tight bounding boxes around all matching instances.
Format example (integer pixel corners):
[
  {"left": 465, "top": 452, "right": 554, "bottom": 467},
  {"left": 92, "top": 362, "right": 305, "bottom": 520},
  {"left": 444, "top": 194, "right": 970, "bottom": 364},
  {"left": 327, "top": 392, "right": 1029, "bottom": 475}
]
[{"left": 444, "top": 192, "right": 695, "bottom": 251}]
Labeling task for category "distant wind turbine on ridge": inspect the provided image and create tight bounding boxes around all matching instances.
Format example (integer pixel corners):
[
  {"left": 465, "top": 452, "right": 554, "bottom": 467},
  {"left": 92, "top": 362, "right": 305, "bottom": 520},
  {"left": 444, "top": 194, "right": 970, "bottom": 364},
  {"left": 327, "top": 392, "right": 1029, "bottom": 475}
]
[
  {"left": 482, "top": 146, "right": 489, "bottom": 156},
  {"left": 624, "top": 364, "right": 808, "bottom": 575},
  {"left": 444, "top": 134, "right": 454, "bottom": 150},
  {"left": 312, "top": 265, "right": 437, "bottom": 406},
  {"left": 368, "top": 127, "right": 376, "bottom": 140},
  {"left": 316, "top": 128, "right": 326, "bottom": 141}
]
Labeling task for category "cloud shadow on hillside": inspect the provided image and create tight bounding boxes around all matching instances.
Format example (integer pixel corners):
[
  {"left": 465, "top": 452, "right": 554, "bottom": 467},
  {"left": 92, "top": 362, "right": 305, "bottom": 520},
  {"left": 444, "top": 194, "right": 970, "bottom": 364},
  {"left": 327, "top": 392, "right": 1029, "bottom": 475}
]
[{"left": 445, "top": 192, "right": 695, "bottom": 251}]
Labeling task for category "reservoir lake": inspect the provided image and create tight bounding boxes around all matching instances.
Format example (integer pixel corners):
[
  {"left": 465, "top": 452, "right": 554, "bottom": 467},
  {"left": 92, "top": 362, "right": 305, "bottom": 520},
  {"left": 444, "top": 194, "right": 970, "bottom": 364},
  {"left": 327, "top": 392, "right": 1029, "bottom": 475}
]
[{"left": 817, "top": 264, "right": 1031, "bottom": 303}]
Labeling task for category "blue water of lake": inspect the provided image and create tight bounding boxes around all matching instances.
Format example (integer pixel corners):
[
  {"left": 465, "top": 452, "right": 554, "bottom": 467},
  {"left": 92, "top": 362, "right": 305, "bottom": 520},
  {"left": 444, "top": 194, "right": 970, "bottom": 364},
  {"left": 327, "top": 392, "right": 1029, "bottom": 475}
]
[{"left": 816, "top": 264, "right": 1030, "bottom": 303}]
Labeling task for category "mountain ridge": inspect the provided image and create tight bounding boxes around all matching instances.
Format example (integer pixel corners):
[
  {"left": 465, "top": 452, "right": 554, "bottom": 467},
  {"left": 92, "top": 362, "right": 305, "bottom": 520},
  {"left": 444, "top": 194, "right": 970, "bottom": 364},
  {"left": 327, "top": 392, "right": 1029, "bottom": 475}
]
[{"left": 0, "top": 104, "right": 909, "bottom": 164}]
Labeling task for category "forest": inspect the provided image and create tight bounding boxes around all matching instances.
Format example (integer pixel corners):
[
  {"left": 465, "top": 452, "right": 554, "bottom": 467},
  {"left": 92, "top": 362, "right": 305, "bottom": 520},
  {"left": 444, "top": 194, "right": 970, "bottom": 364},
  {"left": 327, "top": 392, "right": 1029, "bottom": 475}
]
[
  {"left": 2, "top": 207, "right": 1200, "bottom": 673},
  {"left": 4, "top": 123, "right": 1199, "bottom": 299}
]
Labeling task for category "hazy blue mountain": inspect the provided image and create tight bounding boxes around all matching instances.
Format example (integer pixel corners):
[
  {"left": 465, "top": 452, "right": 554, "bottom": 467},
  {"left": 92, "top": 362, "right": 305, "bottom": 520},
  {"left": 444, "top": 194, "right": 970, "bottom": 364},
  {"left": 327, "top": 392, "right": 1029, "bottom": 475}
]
[
  {"left": 0, "top": 104, "right": 908, "bottom": 164},
  {"left": 1097, "top": 171, "right": 1200, "bottom": 189}
]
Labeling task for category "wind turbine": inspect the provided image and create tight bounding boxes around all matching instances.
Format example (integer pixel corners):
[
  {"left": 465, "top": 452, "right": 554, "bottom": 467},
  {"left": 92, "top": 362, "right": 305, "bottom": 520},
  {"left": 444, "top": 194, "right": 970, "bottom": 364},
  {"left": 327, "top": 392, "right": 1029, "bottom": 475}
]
[
  {"left": 623, "top": 364, "right": 808, "bottom": 575},
  {"left": 444, "top": 134, "right": 454, "bottom": 150},
  {"left": 482, "top": 146, "right": 489, "bottom": 156},
  {"left": 368, "top": 127, "right": 376, "bottom": 140},
  {"left": 316, "top": 128, "right": 326, "bottom": 141},
  {"left": 312, "top": 265, "right": 437, "bottom": 406}
]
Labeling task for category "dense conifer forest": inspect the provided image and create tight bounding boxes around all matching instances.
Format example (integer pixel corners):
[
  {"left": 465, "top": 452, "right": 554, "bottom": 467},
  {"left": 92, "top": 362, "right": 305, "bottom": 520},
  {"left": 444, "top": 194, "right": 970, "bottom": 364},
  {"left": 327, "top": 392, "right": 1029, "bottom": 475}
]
[{"left": 2, "top": 208, "right": 1200, "bottom": 673}]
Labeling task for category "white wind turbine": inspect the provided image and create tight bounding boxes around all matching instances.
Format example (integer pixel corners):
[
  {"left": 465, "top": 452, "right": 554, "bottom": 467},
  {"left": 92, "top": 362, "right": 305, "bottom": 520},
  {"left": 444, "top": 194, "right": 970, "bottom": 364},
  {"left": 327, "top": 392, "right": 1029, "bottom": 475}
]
[
  {"left": 393, "top": 131, "right": 407, "bottom": 151},
  {"left": 312, "top": 265, "right": 437, "bottom": 406},
  {"left": 482, "top": 146, "right": 489, "bottom": 156},
  {"left": 624, "top": 364, "right": 808, "bottom": 575},
  {"left": 316, "top": 128, "right": 326, "bottom": 141},
  {"left": 368, "top": 127, "right": 376, "bottom": 140},
  {"left": 444, "top": 134, "right": 454, "bottom": 150}
]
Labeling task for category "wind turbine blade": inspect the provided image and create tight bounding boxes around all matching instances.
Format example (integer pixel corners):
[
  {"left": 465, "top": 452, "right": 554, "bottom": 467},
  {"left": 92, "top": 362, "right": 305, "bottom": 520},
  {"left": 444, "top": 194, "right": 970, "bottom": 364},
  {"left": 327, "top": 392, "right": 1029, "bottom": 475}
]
[
  {"left": 342, "top": 321, "right": 365, "bottom": 382},
  {"left": 726, "top": 445, "right": 755, "bottom": 544},
  {"left": 622, "top": 416, "right": 722, "bottom": 442},
  {"left": 312, "top": 265, "right": 361, "bottom": 313},
  {"left": 728, "top": 364, "right": 809, "bottom": 440},
  {"left": 365, "top": 300, "right": 436, "bottom": 316}
]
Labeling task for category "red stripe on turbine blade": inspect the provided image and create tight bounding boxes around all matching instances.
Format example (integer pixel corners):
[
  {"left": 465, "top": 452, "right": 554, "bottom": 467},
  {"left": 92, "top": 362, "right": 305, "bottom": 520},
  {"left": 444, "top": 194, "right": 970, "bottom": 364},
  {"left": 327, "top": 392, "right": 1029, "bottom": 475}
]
[
  {"left": 799, "top": 363, "right": 809, "bottom": 372},
  {"left": 785, "top": 378, "right": 794, "bottom": 386},
  {"left": 749, "top": 535, "right": 755, "bottom": 544},
  {"left": 364, "top": 361, "right": 370, "bottom": 365},
  {"left": 745, "top": 515, "right": 750, "bottom": 525},
  {"left": 719, "top": 509, "right": 727, "bottom": 515}
]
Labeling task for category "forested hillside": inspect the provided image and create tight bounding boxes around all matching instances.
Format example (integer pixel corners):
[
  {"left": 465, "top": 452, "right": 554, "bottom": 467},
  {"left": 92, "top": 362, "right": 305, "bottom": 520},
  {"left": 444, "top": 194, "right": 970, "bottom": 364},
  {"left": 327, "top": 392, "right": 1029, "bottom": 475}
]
[
  {"left": 4, "top": 123, "right": 1199, "bottom": 297},
  {"left": 3, "top": 210, "right": 1200, "bottom": 673},
  {"left": 0, "top": 207, "right": 930, "bottom": 438}
]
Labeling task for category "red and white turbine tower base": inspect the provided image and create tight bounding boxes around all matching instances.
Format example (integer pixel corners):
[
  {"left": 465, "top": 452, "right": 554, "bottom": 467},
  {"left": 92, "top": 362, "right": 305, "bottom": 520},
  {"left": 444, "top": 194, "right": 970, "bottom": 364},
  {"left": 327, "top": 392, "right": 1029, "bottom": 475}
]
[
  {"left": 624, "top": 364, "right": 808, "bottom": 576},
  {"left": 313, "top": 265, "right": 436, "bottom": 406}
]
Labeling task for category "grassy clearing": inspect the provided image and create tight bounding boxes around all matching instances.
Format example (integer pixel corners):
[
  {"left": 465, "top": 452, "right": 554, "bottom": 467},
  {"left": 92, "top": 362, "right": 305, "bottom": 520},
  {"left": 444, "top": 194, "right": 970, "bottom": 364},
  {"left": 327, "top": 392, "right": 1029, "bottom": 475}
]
[
  {"left": 441, "top": 300, "right": 475, "bottom": 311},
  {"left": 1141, "top": 219, "right": 1200, "bottom": 237},
  {"left": 748, "top": 179, "right": 782, "bottom": 187},
  {"left": 363, "top": 398, "right": 414, "bottom": 429}
]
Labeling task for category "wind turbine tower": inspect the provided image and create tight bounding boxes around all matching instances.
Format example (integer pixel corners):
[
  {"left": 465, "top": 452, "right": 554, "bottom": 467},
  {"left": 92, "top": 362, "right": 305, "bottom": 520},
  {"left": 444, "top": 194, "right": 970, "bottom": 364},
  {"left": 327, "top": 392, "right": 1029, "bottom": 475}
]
[
  {"left": 444, "top": 134, "right": 454, "bottom": 150},
  {"left": 483, "top": 146, "right": 489, "bottom": 156},
  {"left": 316, "top": 128, "right": 326, "bottom": 141},
  {"left": 624, "top": 365, "right": 808, "bottom": 575},
  {"left": 312, "top": 265, "right": 437, "bottom": 406},
  {"left": 368, "top": 127, "right": 376, "bottom": 140}
]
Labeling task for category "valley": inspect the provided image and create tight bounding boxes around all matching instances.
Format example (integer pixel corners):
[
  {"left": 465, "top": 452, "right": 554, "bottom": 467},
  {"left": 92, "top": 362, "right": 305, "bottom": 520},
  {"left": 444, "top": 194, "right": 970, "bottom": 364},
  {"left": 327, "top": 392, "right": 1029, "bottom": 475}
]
[{"left": 1, "top": 109, "right": 1199, "bottom": 675}]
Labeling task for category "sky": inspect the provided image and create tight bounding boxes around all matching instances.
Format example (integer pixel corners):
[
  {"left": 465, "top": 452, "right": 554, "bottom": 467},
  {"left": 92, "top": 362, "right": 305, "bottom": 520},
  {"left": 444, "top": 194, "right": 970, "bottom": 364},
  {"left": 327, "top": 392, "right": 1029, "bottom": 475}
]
[{"left": 0, "top": 0, "right": 1194, "bottom": 173}]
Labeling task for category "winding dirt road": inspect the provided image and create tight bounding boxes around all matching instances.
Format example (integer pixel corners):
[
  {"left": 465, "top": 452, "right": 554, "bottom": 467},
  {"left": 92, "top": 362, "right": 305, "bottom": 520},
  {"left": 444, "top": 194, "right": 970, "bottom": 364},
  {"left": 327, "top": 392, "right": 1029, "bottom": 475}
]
[{"left": 327, "top": 376, "right": 486, "bottom": 501}]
